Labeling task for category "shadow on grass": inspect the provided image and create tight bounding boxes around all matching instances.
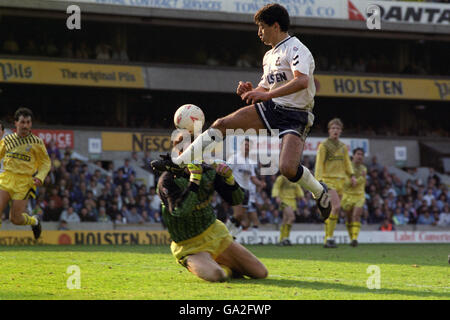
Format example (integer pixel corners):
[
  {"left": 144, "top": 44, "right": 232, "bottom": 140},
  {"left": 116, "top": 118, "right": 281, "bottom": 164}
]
[
  {"left": 234, "top": 278, "right": 450, "bottom": 299},
  {"left": 249, "top": 244, "right": 450, "bottom": 267}
]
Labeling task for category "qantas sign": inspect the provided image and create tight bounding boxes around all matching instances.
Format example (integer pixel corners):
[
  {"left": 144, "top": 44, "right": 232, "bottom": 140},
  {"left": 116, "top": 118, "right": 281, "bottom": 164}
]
[{"left": 348, "top": 0, "right": 450, "bottom": 25}]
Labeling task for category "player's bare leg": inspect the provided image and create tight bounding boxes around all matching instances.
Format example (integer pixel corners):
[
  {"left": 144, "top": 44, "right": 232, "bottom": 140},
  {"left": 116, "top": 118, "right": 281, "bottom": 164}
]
[
  {"left": 174, "top": 105, "right": 265, "bottom": 164},
  {"left": 324, "top": 190, "right": 340, "bottom": 248},
  {"left": 9, "top": 200, "right": 28, "bottom": 225},
  {"left": 0, "top": 190, "right": 11, "bottom": 228},
  {"left": 279, "top": 134, "right": 330, "bottom": 220},
  {"left": 185, "top": 252, "right": 229, "bottom": 282},
  {"left": 10, "top": 199, "right": 41, "bottom": 239},
  {"left": 216, "top": 241, "right": 268, "bottom": 279}
]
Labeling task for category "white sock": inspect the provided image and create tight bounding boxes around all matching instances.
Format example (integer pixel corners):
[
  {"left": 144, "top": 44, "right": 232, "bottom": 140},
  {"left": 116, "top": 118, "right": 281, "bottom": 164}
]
[
  {"left": 173, "top": 128, "right": 222, "bottom": 165},
  {"left": 297, "top": 166, "right": 324, "bottom": 199}
]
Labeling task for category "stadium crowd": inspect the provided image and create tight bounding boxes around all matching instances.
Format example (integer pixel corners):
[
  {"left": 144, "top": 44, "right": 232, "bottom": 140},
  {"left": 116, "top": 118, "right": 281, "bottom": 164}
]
[
  {"left": 1, "top": 30, "right": 448, "bottom": 77},
  {"left": 1, "top": 144, "right": 449, "bottom": 229}
]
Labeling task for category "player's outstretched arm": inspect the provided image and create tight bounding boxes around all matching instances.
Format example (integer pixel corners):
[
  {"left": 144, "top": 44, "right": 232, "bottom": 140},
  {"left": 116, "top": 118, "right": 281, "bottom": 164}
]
[
  {"left": 213, "top": 162, "right": 244, "bottom": 206},
  {"left": 34, "top": 141, "right": 51, "bottom": 186}
]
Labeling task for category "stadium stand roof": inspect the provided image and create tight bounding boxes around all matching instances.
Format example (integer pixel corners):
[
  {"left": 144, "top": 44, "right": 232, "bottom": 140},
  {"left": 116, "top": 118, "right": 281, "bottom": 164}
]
[{"left": 1, "top": 0, "right": 449, "bottom": 36}]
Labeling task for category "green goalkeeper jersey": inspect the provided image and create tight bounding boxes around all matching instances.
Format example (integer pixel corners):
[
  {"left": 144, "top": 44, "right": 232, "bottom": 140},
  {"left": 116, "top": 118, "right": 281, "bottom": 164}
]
[{"left": 157, "top": 165, "right": 244, "bottom": 243}]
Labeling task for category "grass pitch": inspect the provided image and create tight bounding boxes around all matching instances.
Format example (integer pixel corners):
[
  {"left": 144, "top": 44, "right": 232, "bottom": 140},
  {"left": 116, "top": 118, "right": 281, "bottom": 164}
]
[{"left": 0, "top": 244, "right": 448, "bottom": 300}]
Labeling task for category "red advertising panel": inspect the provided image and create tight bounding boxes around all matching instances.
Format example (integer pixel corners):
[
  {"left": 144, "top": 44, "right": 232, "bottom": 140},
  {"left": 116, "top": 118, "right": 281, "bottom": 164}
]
[{"left": 32, "top": 129, "right": 74, "bottom": 148}]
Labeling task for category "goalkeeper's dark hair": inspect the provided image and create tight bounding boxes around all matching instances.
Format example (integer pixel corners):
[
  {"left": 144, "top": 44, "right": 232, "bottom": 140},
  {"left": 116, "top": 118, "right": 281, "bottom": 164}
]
[
  {"left": 353, "top": 147, "right": 365, "bottom": 155},
  {"left": 0, "top": 120, "right": 4, "bottom": 131},
  {"left": 14, "top": 107, "right": 33, "bottom": 121},
  {"left": 254, "top": 3, "right": 290, "bottom": 32}
]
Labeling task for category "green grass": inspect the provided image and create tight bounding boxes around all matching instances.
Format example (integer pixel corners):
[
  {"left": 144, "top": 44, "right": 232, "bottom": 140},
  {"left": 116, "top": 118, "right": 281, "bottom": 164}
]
[{"left": 0, "top": 244, "right": 448, "bottom": 300}]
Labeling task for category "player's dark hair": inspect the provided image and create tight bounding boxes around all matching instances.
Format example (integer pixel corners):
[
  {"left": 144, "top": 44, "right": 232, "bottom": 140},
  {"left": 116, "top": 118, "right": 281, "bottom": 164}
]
[
  {"left": 0, "top": 120, "right": 4, "bottom": 131},
  {"left": 254, "top": 3, "right": 290, "bottom": 32},
  {"left": 353, "top": 147, "right": 365, "bottom": 155},
  {"left": 14, "top": 107, "right": 33, "bottom": 121}
]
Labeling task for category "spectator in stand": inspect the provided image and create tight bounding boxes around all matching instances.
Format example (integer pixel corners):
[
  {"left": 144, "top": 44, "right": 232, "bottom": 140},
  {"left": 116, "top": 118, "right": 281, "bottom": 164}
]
[
  {"left": 379, "top": 218, "right": 395, "bottom": 231},
  {"left": 88, "top": 177, "right": 104, "bottom": 198},
  {"left": 106, "top": 202, "right": 120, "bottom": 221},
  {"left": 259, "top": 210, "right": 273, "bottom": 224},
  {"left": 97, "top": 207, "right": 111, "bottom": 223},
  {"left": 61, "top": 41, "right": 75, "bottom": 59},
  {"left": 43, "top": 199, "right": 62, "bottom": 221},
  {"left": 142, "top": 151, "right": 153, "bottom": 172},
  {"left": 124, "top": 205, "right": 144, "bottom": 224},
  {"left": 437, "top": 204, "right": 450, "bottom": 227},
  {"left": 418, "top": 211, "right": 435, "bottom": 225},
  {"left": 114, "top": 169, "right": 127, "bottom": 188},
  {"left": 75, "top": 41, "right": 91, "bottom": 59},
  {"left": 423, "top": 188, "right": 436, "bottom": 206},
  {"left": 361, "top": 207, "right": 370, "bottom": 225},
  {"left": 45, "top": 38, "right": 59, "bottom": 56},
  {"left": 129, "top": 151, "right": 140, "bottom": 166},
  {"left": 370, "top": 207, "right": 385, "bottom": 224},
  {"left": 2, "top": 33, "right": 20, "bottom": 54},
  {"left": 45, "top": 140, "right": 61, "bottom": 160},
  {"left": 96, "top": 42, "right": 112, "bottom": 60},
  {"left": 141, "top": 210, "right": 152, "bottom": 223},
  {"left": 23, "top": 39, "right": 39, "bottom": 56},
  {"left": 368, "top": 156, "right": 383, "bottom": 173},
  {"left": 119, "top": 159, "right": 136, "bottom": 180},
  {"left": 272, "top": 209, "right": 281, "bottom": 225},
  {"left": 393, "top": 207, "right": 408, "bottom": 226},
  {"left": 59, "top": 206, "right": 81, "bottom": 223},
  {"left": 148, "top": 187, "right": 161, "bottom": 216},
  {"left": 153, "top": 211, "right": 161, "bottom": 223},
  {"left": 49, "top": 188, "right": 63, "bottom": 209},
  {"left": 79, "top": 207, "right": 96, "bottom": 222},
  {"left": 58, "top": 220, "right": 69, "bottom": 231},
  {"left": 111, "top": 43, "right": 129, "bottom": 61},
  {"left": 80, "top": 164, "right": 92, "bottom": 182},
  {"left": 353, "top": 57, "right": 366, "bottom": 73},
  {"left": 114, "top": 213, "right": 125, "bottom": 224}
]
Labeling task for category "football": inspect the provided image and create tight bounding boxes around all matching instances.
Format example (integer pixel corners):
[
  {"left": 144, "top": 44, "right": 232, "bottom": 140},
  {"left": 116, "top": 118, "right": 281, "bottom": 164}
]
[{"left": 173, "top": 104, "right": 205, "bottom": 134}]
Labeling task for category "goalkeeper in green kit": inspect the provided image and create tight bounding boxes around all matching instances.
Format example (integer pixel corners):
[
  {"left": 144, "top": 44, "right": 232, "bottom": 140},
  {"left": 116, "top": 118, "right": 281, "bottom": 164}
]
[{"left": 152, "top": 132, "right": 268, "bottom": 282}]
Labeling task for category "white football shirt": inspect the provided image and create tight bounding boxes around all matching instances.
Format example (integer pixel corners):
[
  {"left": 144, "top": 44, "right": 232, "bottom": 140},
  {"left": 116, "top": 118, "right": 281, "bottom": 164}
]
[
  {"left": 227, "top": 153, "right": 257, "bottom": 191},
  {"left": 258, "top": 36, "right": 316, "bottom": 111}
]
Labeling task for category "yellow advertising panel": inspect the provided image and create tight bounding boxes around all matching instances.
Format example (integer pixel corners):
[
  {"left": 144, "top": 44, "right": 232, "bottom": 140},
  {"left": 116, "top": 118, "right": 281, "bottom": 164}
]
[
  {"left": 0, "top": 230, "right": 171, "bottom": 245},
  {"left": 102, "top": 132, "right": 172, "bottom": 152},
  {"left": 315, "top": 75, "right": 449, "bottom": 101},
  {"left": 0, "top": 59, "right": 145, "bottom": 88}
]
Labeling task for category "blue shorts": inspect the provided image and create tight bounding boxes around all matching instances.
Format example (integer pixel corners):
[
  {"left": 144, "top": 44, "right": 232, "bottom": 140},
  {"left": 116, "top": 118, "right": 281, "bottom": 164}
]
[{"left": 255, "top": 100, "right": 314, "bottom": 140}]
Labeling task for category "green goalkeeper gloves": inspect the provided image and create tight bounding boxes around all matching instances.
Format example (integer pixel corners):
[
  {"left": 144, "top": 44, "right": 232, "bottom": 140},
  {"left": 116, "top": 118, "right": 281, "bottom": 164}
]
[
  {"left": 213, "top": 162, "right": 235, "bottom": 185},
  {"left": 187, "top": 163, "right": 203, "bottom": 185}
]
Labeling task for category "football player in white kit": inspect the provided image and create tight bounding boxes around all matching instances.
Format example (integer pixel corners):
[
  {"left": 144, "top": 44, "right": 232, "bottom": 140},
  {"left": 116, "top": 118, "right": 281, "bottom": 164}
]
[
  {"left": 226, "top": 138, "right": 265, "bottom": 242},
  {"left": 164, "top": 3, "right": 330, "bottom": 221}
]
